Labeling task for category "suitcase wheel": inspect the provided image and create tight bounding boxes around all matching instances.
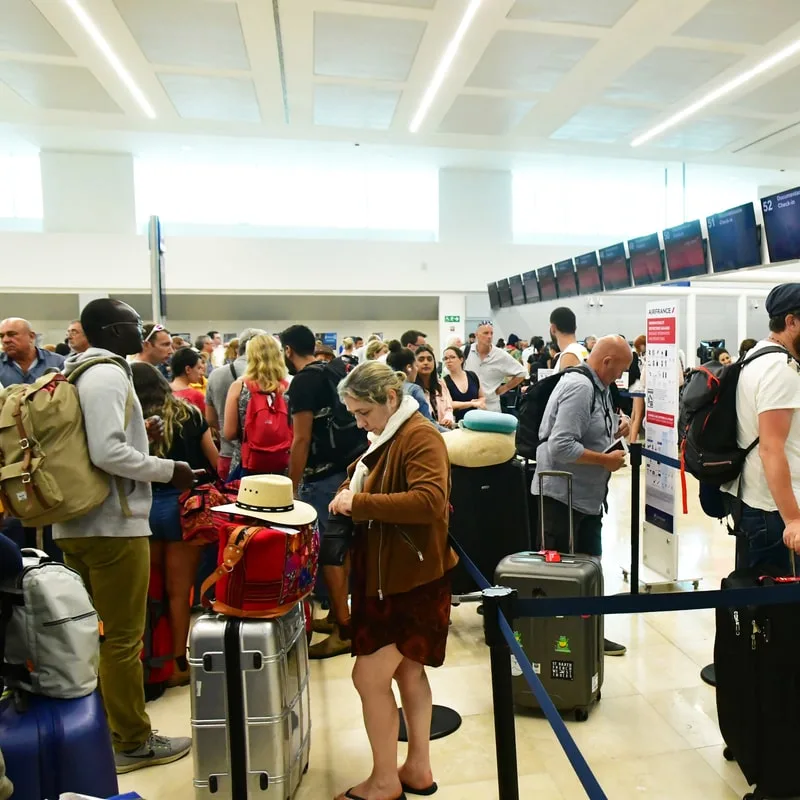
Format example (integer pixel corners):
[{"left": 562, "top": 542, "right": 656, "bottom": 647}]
[
  {"left": 303, "top": 762, "right": 309, "bottom": 775},
  {"left": 574, "top": 708, "right": 589, "bottom": 722},
  {"left": 723, "top": 746, "right": 735, "bottom": 762}
]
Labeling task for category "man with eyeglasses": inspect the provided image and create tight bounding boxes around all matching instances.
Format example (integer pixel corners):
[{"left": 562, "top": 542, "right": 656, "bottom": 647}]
[
  {"left": 133, "top": 323, "right": 173, "bottom": 378},
  {"left": 0, "top": 317, "right": 65, "bottom": 387},
  {"left": 66, "top": 320, "right": 90, "bottom": 354},
  {"left": 53, "top": 299, "right": 196, "bottom": 773},
  {"left": 532, "top": 335, "right": 632, "bottom": 657}
]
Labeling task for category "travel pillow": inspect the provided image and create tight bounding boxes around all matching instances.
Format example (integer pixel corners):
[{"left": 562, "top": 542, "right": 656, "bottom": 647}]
[{"left": 443, "top": 427, "right": 516, "bottom": 468}]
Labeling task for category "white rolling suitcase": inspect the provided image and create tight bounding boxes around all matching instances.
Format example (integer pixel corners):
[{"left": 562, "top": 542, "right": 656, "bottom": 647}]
[{"left": 188, "top": 603, "right": 310, "bottom": 799}]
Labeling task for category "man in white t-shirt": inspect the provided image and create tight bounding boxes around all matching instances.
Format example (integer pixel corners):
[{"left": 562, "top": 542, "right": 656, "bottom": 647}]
[
  {"left": 464, "top": 321, "right": 526, "bottom": 413},
  {"left": 550, "top": 307, "right": 589, "bottom": 371},
  {"left": 722, "top": 284, "right": 800, "bottom": 573}
]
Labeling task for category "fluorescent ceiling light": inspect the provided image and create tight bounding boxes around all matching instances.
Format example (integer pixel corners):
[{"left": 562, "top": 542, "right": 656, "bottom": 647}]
[
  {"left": 409, "top": 0, "right": 483, "bottom": 133},
  {"left": 63, "top": 0, "right": 156, "bottom": 119},
  {"left": 631, "top": 37, "right": 800, "bottom": 147}
]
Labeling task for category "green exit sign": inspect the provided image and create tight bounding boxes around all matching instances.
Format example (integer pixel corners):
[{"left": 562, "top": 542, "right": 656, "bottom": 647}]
[{"left": 444, "top": 315, "right": 461, "bottom": 323}]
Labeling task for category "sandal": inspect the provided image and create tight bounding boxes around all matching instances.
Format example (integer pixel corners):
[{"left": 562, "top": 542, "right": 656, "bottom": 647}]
[
  {"left": 343, "top": 790, "right": 407, "bottom": 800},
  {"left": 401, "top": 782, "right": 438, "bottom": 796}
]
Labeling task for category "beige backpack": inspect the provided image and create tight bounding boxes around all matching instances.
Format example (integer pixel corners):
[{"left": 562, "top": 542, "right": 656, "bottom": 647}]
[{"left": 0, "top": 358, "right": 132, "bottom": 527}]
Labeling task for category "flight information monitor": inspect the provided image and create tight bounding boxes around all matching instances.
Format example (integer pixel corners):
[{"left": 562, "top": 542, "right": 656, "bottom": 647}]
[
  {"left": 707, "top": 202, "right": 761, "bottom": 273},
  {"left": 555, "top": 258, "right": 578, "bottom": 298},
  {"left": 497, "top": 278, "right": 512, "bottom": 307},
  {"left": 538, "top": 265, "right": 557, "bottom": 301},
  {"left": 599, "top": 242, "right": 632, "bottom": 290},
  {"left": 487, "top": 282, "right": 501, "bottom": 309},
  {"left": 510, "top": 274, "right": 526, "bottom": 306},
  {"left": 628, "top": 233, "right": 665, "bottom": 286},
  {"left": 575, "top": 251, "right": 602, "bottom": 294},
  {"left": 522, "top": 270, "right": 540, "bottom": 303},
  {"left": 663, "top": 219, "right": 708, "bottom": 280},
  {"left": 762, "top": 186, "right": 800, "bottom": 263}
]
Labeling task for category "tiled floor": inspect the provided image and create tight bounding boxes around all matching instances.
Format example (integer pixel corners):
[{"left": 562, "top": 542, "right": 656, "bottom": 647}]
[{"left": 119, "top": 471, "right": 753, "bottom": 799}]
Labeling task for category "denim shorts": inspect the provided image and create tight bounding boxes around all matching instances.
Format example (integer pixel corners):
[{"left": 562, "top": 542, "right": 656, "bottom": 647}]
[{"left": 149, "top": 488, "right": 184, "bottom": 543}]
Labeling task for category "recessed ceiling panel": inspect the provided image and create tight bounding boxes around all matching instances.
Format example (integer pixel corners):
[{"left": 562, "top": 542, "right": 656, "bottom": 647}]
[
  {"left": 114, "top": 0, "right": 250, "bottom": 69},
  {"left": 1, "top": 0, "right": 74, "bottom": 57},
  {"left": 346, "top": 0, "right": 436, "bottom": 7},
  {"left": 676, "top": 0, "right": 800, "bottom": 46},
  {"left": 467, "top": 30, "right": 595, "bottom": 92},
  {"left": 731, "top": 63, "right": 800, "bottom": 115},
  {"left": 314, "top": 13, "right": 426, "bottom": 81},
  {"left": 507, "top": 0, "right": 636, "bottom": 28},
  {"left": 159, "top": 74, "right": 260, "bottom": 122},
  {"left": 438, "top": 95, "right": 535, "bottom": 136},
  {"left": 314, "top": 85, "right": 400, "bottom": 129},
  {"left": 654, "top": 115, "right": 765, "bottom": 151},
  {"left": 550, "top": 104, "right": 656, "bottom": 143},
  {"left": 0, "top": 63, "right": 121, "bottom": 112},
  {"left": 605, "top": 47, "right": 742, "bottom": 105}
]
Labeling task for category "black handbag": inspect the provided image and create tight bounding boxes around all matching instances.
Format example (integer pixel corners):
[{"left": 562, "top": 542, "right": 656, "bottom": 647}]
[{"left": 319, "top": 513, "right": 354, "bottom": 567}]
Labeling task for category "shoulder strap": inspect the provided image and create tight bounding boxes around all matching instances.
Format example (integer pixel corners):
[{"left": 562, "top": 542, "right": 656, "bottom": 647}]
[
  {"left": 565, "top": 364, "right": 600, "bottom": 412},
  {"left": 741, "top": 344, "right": 794, "bottom": 366},
  {"left": 229, "top": 362, "right": 237, "bottom": 380}
]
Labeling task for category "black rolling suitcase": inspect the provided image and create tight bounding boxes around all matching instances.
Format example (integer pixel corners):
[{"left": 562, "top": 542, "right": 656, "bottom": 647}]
[
  {"left": 449, "top": 457, "right": 531, "bottom": 594},
  {"left": 495, "top": 471, "right": 603, "bottom": 721},
  {"left": 715, "top": 565, "right": 800, "bottom": 800}
]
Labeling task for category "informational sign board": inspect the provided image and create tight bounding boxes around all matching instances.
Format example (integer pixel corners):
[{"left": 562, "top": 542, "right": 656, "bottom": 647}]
[{"left": 642, "top": 301, "right": 680, "bottom": 580}]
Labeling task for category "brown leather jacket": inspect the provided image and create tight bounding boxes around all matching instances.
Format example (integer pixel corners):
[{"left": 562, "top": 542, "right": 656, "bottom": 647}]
[{"left": 344, "top": 412, "right": 458, "bottom": 598}]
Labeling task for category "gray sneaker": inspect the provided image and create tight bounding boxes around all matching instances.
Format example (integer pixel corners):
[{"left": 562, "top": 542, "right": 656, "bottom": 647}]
[{"left": 115, "top": 732, "right": 192, "bottom": 774}]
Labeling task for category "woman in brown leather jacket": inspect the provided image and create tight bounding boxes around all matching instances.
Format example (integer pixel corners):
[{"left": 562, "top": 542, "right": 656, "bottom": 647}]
[{"left": 329, "top": 361, "right": 458, "bottom": 800}]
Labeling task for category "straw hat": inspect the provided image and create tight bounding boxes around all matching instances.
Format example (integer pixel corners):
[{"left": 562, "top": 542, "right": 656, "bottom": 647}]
[{"left": 212, "top": 474, "right": 317, "bottom": 527}]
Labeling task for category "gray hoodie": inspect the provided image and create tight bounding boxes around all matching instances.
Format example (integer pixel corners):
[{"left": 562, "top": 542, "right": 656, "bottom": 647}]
[{"left": 52, "top": 348, "right": 178, "bottom": 540}]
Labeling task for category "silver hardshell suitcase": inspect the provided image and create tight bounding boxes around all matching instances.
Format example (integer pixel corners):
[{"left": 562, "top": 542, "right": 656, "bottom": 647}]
[
  {"left": 495, "top": 471, "right": 603, "bottom": 721},
  {"left": 189, "top": 603, "right": 311, "bottom": 799}
]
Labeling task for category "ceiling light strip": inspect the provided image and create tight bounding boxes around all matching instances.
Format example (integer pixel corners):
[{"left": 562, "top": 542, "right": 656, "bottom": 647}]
[
  {"left": 62, "top": 0, "right": 156, "bottom": 119},
  {"left": 272, "top": 0, "right": 290, "bottom": 124},
  {"left": 631, "top": 37, "right": 800, "bottom": 147},
  {"left": 409, "top": 0, "right": 483, "bottom": 134}
]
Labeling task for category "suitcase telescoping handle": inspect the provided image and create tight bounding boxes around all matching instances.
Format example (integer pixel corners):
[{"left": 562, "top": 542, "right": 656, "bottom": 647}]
[{"left": 538, "top": 470, "right": 574, "bottom": 555}]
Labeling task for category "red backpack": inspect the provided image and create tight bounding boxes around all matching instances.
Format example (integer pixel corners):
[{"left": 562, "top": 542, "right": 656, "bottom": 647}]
[{"left": 241, "top": 381, "right": 292, "bottom": 474}]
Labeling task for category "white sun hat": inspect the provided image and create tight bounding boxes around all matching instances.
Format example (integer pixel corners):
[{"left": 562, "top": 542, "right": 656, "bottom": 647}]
[{"left": 212, "top": 474, "right": 318, "bottom": 527}]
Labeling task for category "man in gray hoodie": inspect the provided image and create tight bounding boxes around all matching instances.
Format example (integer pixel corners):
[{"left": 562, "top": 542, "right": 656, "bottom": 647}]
[{"left": 54, "top": 299, "right": 196, "bottom": 774}]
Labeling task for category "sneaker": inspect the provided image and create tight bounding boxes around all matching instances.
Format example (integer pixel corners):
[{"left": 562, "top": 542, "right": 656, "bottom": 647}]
[
  {"left": 308, "top": 624, "right": 351, "bottom": 660},
  {"left": 115, "top": 732, "right": 192, "bottom": 774},
  {"left": 604, "top": 638, "right": 627, "bottom": 657}
]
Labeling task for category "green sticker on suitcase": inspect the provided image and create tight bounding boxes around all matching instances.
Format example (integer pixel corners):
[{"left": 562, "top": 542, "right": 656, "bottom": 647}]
[{"left": 555, "top": 635, "right": 571, "bottom": 654}]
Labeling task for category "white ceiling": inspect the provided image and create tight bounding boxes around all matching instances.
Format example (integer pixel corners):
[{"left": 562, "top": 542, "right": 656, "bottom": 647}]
[{"left": 1, "top": 0, "right": 800, "bottom": 168}]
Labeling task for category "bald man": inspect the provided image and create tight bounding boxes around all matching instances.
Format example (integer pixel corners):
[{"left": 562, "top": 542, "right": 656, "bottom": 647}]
[
  {"left": 533, "top": 335, "right": 632, "bottom": 656},
  {"left": 0, "top": 317, "right": 65, "bottom": 387}
]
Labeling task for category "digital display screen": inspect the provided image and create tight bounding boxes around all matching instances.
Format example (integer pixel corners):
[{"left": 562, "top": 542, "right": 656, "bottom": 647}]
[
  {"left": 497, "top": 278, "right": 512, "bottom": 308},
  {"left": 599, "top": 242, "right": 631, "bottom": 290},
  {"left": 555, "top": 258, "right": 578, "bottom": 298},
  {"left": 628, "top": 233, "right": 665, "bottom": 286},
  {"left": 663, "top": 219, "right": 707, "bottom": 280},
  {"left": 522, "top": 270, "right": 540, "bottom": 303},
  {"left": 510, "top": 274, "right": 526, "bottom": 306},
  {"left": 575, "top": 251, "right": 602, "bottom": 294},
  {"left": 762, "top": 186, "right": 800, "bottom": 263},
  {"left": 538, "top": 265, "right": 557, "bottom": 301},
  {"left": 707, "top": 203, "right": 761, "bottom": 273},
  {"left": 487, "top": 282, "right": 501, "bottom": 309}
]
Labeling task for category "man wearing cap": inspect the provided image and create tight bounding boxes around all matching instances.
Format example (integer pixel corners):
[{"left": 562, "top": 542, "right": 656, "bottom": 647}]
[{"left": 723, "top": 284, "right": 800, "bottom": 573}]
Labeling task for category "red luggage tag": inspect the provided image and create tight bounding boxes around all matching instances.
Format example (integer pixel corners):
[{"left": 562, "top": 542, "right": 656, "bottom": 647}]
[{"left": 541, "top": 550, "right": 561, "bottom": 563}]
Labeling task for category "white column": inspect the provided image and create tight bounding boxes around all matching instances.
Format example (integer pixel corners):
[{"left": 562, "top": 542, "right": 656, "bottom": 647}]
[
  {"left": 438, "top": 293, "right": 467, "bottom": 354},
  {"left": 737, "top": 293, "right": 748, "bottom": 352},
  {"left": 438, "top": 168, "right": 512, "bottom": 244},
  {"left": 686, "top": 292, "right": 697, "bottom": 367},
  {"left": 40, "top": 151, "right": 136, "bottom": 234}
]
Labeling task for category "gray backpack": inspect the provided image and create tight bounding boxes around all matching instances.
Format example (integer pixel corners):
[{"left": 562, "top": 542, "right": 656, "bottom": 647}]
[{"left": 0, "top": 549, "right": 100, "bottom": 698}]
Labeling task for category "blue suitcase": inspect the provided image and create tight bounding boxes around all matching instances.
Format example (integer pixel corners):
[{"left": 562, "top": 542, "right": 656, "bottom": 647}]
[{"left": 0, "top": 690, "right": 118, "bottom": 800}]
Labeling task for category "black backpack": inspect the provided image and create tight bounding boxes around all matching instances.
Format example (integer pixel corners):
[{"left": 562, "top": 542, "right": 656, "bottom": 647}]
[
  {"left": 516, "top": 365, "right": 601, "bottom": 459},
  {"left": 307, "top": 358, "right": 368, "bottom": 467},
  {"left": 679, "top": 345, "right": 790, "bottom": 488}
]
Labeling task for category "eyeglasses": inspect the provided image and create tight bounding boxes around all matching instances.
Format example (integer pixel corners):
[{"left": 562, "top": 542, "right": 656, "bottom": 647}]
[
  {"left": 144, "top": 324, "right": 165, "bottom": 343},
  {"left": 101, "top": 320, "right": 144, "bottom": 336}
]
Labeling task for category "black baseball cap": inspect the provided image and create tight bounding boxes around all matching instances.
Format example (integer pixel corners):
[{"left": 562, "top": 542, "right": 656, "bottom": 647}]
[{"left": 766, "top": 283, "right": 800, "bottom": 318}]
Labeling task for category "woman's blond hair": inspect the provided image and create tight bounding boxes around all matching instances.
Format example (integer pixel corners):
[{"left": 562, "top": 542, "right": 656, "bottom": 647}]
[
  {"left": 224, "top": 338, "right": 239, "bottom": 363},
  {"left": 338, "top": 361, "right": 405, "bottom": 406},
  {"left": 244, "top": 334, "right": 286, "bottom": 393},
  {"left": 366, "top": 339, "right": 388, "bottom": 360},
  {"left": 342, "top": 337, "right": 354, "bottom": 350}
]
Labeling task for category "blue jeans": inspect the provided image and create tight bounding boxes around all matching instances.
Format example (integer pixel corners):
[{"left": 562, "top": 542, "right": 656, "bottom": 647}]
[
  {"left": 736, "top": 503, "right": 792, "bottom": 574},
  {"left": 299, "top": 470, "right": 347, "bottom": 599},
  {"left": 149, "top": 488, "right": 183, "bottom": 543}
]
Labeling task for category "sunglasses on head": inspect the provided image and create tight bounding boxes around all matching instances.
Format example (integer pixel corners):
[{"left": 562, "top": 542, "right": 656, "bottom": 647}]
[
  {"left": 144, "top": 323, "right": 166, "bottom": 343},
  {"left": 478, "top": 320, "right": 493, "bottom": 327}
]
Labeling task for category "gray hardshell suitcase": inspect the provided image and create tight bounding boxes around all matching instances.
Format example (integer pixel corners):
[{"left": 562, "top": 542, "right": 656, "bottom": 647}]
[
  {"left": 189, "top": 603, "right": 311, "bottom": 799},
  {"left": 495, "top": 471, "right": 603, "bottom": 721}
]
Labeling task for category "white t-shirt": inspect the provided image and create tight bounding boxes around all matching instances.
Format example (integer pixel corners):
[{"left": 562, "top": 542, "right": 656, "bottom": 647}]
[
  {"left": 464, "top": 346, "right": 526, "bottom": 413},
  {"left": 554, "top": 342, "right": 589, "bottom": 372},
  {"left": 722, "top": 340, "right": 800, "bottom": 511}
]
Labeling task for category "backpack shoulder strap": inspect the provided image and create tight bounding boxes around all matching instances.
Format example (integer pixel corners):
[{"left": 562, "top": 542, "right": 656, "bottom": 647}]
[
  {"left": 229, "top": 362, "right": 237, "bottom": 380},
  {"left": 742, "top": 345, "right": 794, "bottom": 366},
  {"left": 566, "top": 364, "right": 600, "bottom": 412}
]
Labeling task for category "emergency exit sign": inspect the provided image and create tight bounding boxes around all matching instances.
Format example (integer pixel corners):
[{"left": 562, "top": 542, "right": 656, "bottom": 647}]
[{"left": 444, "top": 315, "right": 461, "bottom": 323}]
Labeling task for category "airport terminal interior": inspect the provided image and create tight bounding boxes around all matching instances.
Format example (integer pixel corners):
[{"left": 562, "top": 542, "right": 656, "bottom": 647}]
[{"left": 4, "top": 0, "right": 800, "bottom": 798}]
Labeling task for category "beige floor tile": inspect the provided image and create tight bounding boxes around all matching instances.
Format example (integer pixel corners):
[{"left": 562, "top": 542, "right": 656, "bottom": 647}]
[
  {"left": 644, "top": 685, "right": 724, "bottom": 749},
  {"left": 613, "top": 642, "right": 707, "bottom": 694},
  {"left": 696, "top": 744, "right": 754, "bottom": 797}
]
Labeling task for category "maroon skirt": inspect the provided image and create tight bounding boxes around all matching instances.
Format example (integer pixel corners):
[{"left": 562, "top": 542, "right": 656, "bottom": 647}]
[{"left": 350, "top": 541, "right": 452, "bottom": 667}]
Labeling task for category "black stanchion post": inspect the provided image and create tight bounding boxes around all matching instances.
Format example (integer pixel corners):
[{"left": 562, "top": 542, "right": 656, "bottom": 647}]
[
  {"left": 482, "top": 586, "right": 520, "bottom": 800},
  {"left": 629, "top": 442, "right": 642, "bottom": 595}
]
